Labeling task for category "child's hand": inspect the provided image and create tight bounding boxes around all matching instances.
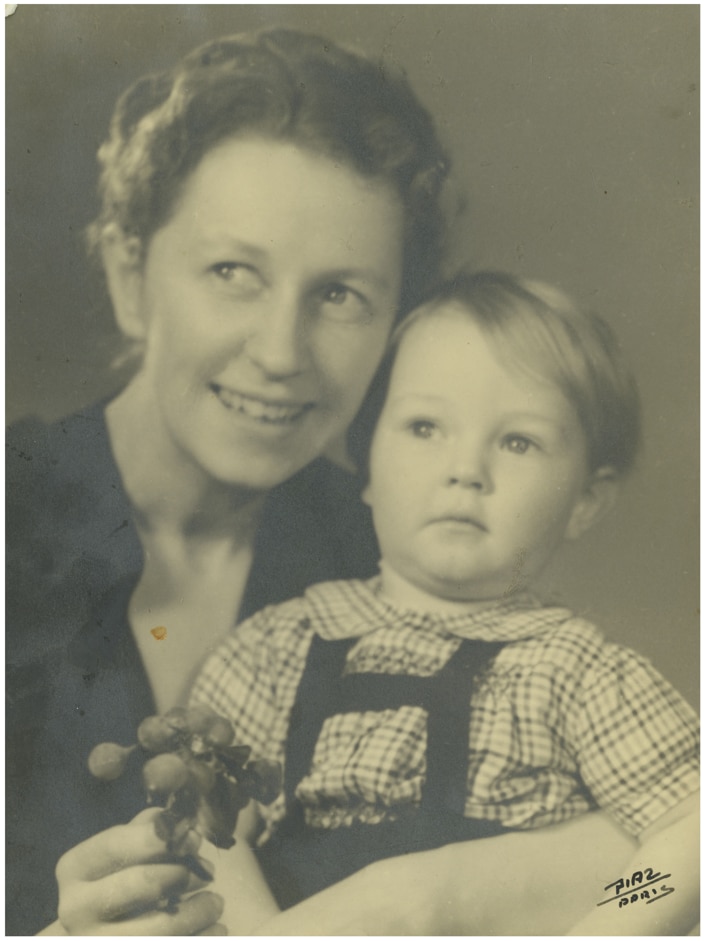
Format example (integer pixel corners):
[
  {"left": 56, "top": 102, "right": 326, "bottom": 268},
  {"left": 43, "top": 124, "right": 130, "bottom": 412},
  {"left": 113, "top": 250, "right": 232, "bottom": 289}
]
[{"left": 55, "top": 809, "right": 225, "bottom": 935}]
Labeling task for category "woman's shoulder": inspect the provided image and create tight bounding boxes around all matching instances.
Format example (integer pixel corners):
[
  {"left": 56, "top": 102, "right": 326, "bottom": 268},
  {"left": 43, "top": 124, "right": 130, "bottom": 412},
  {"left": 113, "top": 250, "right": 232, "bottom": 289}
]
[
  {"left": 289, "top": 457, "right": 378, "bottom": 558},
  {"left": 269, "top": 455, "right": 367, "bottom": 513},
  {"left": 7, "top": 400, "right": 141, "bottom": 656},
  {"left": 243, "top": 458, "right": 379, "bottom": 618},
  {"left": 7, "top": 402, "right": 113, "bottom": 496},
  {"left": 7, "top": 401, "right": 132, "bottom": 556}
]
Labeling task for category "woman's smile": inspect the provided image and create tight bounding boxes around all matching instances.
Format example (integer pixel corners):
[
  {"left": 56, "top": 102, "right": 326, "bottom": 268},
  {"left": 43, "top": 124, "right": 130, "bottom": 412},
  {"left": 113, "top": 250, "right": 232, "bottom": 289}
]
[
  {"left": 114, "top": 137, "right": 404, "bottom": 492},
  {"left": 209, "top": 384, "right": 315, "bottom": 426}
]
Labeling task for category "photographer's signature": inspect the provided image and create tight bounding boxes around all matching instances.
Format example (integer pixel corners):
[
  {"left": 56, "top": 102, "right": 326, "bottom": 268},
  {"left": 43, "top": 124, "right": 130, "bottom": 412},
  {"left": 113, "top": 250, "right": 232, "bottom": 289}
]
[{"left": 597, "top": 867, "right": 675, "bottom": 910}]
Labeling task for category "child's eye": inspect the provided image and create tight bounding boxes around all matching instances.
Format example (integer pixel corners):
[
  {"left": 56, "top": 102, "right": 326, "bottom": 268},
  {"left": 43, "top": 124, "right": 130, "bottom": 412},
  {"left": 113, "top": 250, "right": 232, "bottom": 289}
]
[
  {"left": 502, "top": 434, "right": 535, "bottom": 455},
  {"left": 409, "top": 420, "right": 438, "bottom": 439}
]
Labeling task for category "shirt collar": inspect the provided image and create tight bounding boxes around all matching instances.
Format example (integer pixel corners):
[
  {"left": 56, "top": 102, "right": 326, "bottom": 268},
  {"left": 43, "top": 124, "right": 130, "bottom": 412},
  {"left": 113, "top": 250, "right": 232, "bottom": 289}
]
[{"left": 304, "top": 577, "right": 573, "bottom": 644}]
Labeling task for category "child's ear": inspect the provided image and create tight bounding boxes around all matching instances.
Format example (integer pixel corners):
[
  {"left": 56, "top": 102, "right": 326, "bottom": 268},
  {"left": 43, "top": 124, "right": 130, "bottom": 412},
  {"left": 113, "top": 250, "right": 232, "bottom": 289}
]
[
  {"left": 564, "top": 466, "right": 619, "bottom": 541},
  {"left": 100, "top": 224, "right": 147, "bottom": 341}
]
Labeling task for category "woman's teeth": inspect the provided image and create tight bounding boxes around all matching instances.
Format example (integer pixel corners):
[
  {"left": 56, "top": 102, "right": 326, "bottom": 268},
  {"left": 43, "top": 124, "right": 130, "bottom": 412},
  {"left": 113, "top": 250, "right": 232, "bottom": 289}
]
[{"left": 213, "top": 386, "right": 309, "bottom": 424}]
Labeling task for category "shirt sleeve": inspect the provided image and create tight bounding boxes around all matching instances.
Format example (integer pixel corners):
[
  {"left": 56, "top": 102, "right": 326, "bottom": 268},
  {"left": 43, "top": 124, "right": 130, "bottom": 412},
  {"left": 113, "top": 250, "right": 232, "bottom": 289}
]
[
  {"left": 189, "top": 608, "right": 281, "bottom": 760},
  {"left": 567, "top": 635, "right": 699, "bottom": 837},
  {"left": 189, "top": 598, "right": 314, "bottom": 766}
]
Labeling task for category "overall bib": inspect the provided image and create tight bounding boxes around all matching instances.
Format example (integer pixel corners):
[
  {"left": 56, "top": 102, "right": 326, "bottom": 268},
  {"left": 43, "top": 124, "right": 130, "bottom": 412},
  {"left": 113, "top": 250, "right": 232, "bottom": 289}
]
[{"left": 256, "top": 630, "right": 508, "bottom": 909}]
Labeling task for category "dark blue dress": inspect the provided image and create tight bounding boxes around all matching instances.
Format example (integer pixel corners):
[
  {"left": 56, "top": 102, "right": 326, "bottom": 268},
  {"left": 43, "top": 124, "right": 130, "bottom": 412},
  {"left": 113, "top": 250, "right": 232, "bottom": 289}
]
[{"left": 6, "top": 403, "right": 378, "bottom": 935}]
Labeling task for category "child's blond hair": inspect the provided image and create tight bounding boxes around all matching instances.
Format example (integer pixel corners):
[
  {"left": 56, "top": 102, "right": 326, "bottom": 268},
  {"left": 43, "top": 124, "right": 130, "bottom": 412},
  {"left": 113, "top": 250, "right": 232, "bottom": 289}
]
[{"left": 350, "top": 270, "right": 641, "bottom": 478}]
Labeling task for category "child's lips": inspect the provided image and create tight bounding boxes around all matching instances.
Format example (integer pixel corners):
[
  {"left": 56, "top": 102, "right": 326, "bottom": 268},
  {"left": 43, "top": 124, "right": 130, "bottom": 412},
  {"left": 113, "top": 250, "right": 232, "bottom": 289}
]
[{"left": 431, "top": 513, "right": 488, "bottom": 533}]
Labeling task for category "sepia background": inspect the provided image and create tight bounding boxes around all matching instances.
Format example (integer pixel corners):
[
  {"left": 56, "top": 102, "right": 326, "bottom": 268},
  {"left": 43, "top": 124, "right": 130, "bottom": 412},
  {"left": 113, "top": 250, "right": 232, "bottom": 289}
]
[{"left": 6, "top": 5, "right": 699, "bottom": 707}]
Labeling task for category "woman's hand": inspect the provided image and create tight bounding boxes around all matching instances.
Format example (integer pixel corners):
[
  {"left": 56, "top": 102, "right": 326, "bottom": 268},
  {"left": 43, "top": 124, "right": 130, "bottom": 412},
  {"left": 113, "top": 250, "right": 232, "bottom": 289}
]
[
  {"left": 52, "top": 809, "right": 225, "bottom": 936},
  {"left": 254, "top": 811, "right": 637, "bottom": 936}
]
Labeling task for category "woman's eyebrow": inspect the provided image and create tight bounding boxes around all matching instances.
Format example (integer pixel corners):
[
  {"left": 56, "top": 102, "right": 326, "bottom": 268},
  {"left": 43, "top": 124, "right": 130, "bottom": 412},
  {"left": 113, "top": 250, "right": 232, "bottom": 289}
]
[
  {"left": 322, "top": 268, "right": 394, "bottom": 292},
  {"left": 191, "top": 238, "right": 392, "bottom": 291},
  {"left": 196, "top": 234, "right": 269, "bottom": 261}
]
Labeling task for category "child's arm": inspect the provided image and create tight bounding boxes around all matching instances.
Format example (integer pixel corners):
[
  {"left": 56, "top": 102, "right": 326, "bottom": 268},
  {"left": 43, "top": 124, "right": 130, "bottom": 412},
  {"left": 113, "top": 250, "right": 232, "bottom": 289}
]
[
  {"left": 566, "top": 792, "right": 699, "bottom": 936},
  {"left": 202, "top": 802, "right": 280, "bottom": 935}
]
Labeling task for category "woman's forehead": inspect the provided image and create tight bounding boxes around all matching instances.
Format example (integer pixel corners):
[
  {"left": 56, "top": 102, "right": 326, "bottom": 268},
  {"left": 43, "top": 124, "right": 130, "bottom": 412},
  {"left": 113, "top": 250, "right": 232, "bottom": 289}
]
[{"left": 167, "top": 136, "right": 402, "bottom": 241}]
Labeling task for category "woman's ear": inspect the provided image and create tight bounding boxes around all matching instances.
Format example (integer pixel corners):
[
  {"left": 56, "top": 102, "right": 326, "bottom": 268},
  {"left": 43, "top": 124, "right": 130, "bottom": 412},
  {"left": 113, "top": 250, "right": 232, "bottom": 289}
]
[
  {"left": 100, "top": 224, "right": 147, "bottom": 340},
  {"left": 564, "top": 466, "right": 619, "bottom": 541}
]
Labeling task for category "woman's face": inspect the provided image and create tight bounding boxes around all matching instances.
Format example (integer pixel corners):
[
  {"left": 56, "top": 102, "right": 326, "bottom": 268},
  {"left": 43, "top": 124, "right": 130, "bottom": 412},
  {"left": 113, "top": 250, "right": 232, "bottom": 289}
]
[{"left": 113, "top": 136, "right": 404, "bottom": 491}]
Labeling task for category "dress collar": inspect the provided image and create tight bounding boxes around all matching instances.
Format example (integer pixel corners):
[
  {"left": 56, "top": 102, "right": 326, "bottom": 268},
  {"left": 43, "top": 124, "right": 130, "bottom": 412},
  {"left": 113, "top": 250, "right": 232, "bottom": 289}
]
[{"left": 304, "top": 577, "right": 573, "bottom": 644}]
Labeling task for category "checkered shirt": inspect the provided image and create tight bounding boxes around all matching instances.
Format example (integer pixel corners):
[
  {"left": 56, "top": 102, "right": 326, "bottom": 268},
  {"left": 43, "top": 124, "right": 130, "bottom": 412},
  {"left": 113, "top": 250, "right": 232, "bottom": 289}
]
[{"left": 191, "top": 578, "right": 699, "bottom": 841}]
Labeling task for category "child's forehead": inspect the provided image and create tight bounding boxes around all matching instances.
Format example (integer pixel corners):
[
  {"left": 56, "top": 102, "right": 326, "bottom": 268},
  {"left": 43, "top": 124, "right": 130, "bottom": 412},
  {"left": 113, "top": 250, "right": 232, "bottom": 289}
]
[
  {"left": 399, "top": 297, "right": 558, "bottom": 380},
  {"left": 410, "top": 298, "right": 475, "bottom": 324},
  {"left": 396, "top": 300, "right": 481, "bottom": 349},
  {"left": 395, "top": 300, "right": 513, "bottom": 368},
  {"left": 394, "top": 300, "right": 584, "bottom": 417},
  {"left": 393, "top": 304, "right": 484, "bottom": 370}
]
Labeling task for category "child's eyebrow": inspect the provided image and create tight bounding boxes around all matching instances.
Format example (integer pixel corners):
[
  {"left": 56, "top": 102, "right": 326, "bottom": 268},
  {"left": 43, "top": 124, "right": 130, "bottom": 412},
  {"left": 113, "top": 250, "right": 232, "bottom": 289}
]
[
  {"left": 500, "top": 413, "right": 582, "bottom": 445},
  {"left": 386, "top": 393, "right": 449, "bottom": 408},
  {"left": 500, "top": 411, "right": 577, "bottom": 434},
  {"left": 501, "top": 412, "right": 566, "bottom": 426}
]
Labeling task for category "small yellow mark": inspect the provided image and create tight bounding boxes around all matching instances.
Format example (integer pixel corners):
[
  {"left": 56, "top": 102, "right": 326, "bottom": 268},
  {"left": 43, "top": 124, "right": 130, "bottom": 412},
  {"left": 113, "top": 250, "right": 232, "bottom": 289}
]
[{"left": 151, "top": 626, "right": 167, "bottom": 641}]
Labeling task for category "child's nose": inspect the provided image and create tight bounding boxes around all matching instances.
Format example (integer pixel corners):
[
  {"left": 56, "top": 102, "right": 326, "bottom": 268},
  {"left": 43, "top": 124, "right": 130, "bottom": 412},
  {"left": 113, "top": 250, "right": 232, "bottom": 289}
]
[{"left": 446, "top": 444, "right": 493, "bottom": 493}]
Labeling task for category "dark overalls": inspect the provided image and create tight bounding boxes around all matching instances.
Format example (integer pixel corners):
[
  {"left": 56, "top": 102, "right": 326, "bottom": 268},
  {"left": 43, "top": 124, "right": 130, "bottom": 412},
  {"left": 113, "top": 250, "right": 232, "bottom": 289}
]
[{"left": 256, "top": 630, "right": 508, "bottom": 909}]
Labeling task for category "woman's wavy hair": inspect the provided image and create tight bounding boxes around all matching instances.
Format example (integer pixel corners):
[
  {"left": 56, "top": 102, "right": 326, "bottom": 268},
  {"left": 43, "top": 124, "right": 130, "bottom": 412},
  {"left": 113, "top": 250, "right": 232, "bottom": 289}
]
[
  {"left": 349, "top": 270, "right": 642, "bottom": 480},
  {"left": 90, "top": 27, "right": 450, "bottom": 316}
]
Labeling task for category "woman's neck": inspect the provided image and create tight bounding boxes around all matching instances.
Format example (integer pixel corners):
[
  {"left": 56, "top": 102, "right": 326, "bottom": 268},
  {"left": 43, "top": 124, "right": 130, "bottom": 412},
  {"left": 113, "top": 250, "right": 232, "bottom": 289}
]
[
  {"left": 106, "top": 378, "right": 268, "bottom": 712},
  {"left": 106, "top": 377, "right": 266, "bottom": 542}
]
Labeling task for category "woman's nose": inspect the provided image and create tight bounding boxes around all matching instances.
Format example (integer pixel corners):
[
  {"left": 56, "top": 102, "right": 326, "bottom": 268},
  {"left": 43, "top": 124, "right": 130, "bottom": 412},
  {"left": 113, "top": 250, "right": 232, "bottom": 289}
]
[{"left": 244, "top": 295, "right": 307, "bottom": 379}]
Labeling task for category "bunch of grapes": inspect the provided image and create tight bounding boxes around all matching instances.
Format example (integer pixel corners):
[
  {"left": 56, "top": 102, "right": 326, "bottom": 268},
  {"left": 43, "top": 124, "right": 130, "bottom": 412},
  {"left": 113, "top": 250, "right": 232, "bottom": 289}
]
[{"left": 87, "top": 704, "right": 281, "bottom": 855}]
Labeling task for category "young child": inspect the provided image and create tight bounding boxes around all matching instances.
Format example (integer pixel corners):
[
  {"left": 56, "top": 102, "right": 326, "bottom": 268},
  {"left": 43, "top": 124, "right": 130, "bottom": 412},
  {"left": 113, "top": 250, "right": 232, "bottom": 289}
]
[{"left": 191, "top": 271, "right": 699, "bottom": 934}]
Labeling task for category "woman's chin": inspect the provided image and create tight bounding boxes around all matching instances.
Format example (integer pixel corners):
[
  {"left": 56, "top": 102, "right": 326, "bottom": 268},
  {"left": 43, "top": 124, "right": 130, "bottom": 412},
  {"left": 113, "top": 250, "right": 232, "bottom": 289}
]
[{"left": 197, "top": 442, "right": 320, "bottom": 493}]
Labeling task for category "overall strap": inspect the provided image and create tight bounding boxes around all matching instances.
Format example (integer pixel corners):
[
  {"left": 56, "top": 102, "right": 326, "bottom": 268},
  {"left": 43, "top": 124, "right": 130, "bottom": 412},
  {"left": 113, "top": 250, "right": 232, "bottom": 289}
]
[
  {"left": 422, "top": 639, "right": 504, "bottom": 814},
  {"left": 283, "top": 626, "right": 355, "bottom": 803},
  {"left": 283, "top": 627, "right": 504, "bottom": 812}
]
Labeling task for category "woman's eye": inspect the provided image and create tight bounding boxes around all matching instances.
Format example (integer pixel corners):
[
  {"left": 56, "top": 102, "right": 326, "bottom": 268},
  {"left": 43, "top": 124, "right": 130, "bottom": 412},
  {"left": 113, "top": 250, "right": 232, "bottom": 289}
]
[
  {"left": 324, "top": 284, "right": 351, "bottom": 305},
  {"left": 319, "top": 284, "right": 370, "bottom": 322},
  {"left": 502, "top": 435, "right": 534, "bottom": 455},
  {"left": 209, "top": 262, "right": 262, "bottom": 294},
  {"left": 409, "top": 420, "right": 438, "bottom": 440}
]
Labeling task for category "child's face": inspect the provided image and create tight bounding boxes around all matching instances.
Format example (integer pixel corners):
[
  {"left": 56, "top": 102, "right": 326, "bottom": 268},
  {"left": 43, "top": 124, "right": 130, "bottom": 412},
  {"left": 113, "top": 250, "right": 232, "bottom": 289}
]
[{"left": 363, "top": 305, "right": 608, "bottom": 602}]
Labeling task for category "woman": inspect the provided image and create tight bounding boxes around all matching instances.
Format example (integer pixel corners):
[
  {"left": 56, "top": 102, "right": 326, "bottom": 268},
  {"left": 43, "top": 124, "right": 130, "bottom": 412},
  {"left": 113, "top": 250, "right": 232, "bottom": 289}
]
[{"left": 7, "top": 28, "right": 633, "bottom": 936}]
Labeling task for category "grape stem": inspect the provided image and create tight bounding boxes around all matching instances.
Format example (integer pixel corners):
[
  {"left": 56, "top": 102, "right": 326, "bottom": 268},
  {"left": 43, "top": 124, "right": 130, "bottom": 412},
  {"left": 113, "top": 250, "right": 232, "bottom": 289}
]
[{"left": 181, "top": 854, "right": 214, "bottom": 883}]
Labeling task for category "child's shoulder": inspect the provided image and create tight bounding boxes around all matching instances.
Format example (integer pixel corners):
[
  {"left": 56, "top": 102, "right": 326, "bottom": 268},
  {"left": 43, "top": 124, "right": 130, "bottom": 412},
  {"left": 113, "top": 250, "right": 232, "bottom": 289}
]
[
  {"left": 302, "top": 577, "right": 379, "bottom": 639},
  {"left": 493, "top": 599, "right": 605, "bottom": 656},
  {"left": 500, "top": 606, "right": 628, "bottom": 683},
  {"left": 520, "top": 611, "right": 606, "bottom": 659},
  {"left": 493, "top": 612, "right": 595, "bottom": 689},
  {"left": 231, "top": 593, "right": 312, "bottom": 640},
  {"left": 230, "top": 577, "right": 375, "bottom": 645},
  {"left": 505, "top": 607, "right": 684, "bottom": 707}
]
